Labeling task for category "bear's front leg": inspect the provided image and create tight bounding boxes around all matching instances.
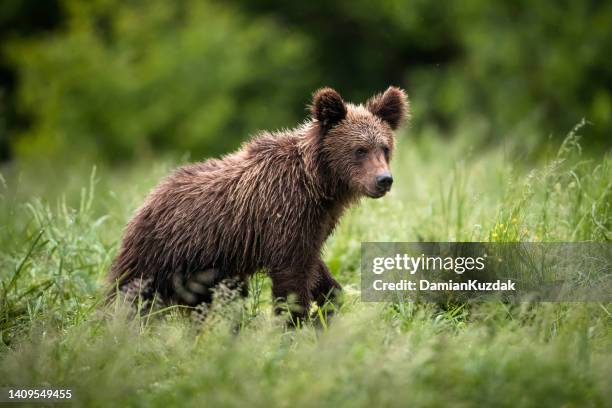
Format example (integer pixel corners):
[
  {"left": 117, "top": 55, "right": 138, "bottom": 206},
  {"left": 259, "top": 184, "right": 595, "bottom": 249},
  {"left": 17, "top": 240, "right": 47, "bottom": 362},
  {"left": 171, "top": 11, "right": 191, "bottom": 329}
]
[
  {"left": 270, "top": 266, "right": 315, "bottom": 327},
  {"left": 312, "top": 259, "right": 342, "bottom": 307},
  {"left": 310, "top": 259, "right": 342, "bottom": 325}
]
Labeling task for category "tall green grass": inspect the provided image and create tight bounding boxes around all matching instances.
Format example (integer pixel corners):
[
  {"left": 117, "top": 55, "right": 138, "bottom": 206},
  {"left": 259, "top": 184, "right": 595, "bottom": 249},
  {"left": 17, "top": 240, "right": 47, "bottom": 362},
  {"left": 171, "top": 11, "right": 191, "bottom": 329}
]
[{"left": 0, "top": 127, "right": 610, "bottom": 407}]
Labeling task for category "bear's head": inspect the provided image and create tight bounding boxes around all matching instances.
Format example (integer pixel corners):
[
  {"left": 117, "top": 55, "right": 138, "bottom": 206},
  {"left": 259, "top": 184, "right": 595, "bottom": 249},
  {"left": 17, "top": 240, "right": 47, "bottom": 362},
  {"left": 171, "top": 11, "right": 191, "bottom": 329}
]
[{"left": 311, "top": 86, "right": 409, "bottom": 198}]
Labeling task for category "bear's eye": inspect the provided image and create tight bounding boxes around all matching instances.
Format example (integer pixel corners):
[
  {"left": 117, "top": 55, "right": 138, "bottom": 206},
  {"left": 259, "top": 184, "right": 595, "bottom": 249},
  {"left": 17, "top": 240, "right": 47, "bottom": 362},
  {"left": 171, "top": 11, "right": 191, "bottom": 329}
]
[
  {"left": 355, "top": 148, "right": 368, "bottom": 159},
  {"left": 383, "top": 146, "right": 390, "bottom": 161}
]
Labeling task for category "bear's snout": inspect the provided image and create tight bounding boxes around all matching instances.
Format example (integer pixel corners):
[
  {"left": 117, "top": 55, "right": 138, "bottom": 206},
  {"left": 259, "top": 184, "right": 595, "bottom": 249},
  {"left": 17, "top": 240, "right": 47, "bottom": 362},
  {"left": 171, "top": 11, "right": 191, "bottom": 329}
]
[{"left": 375, "top": 174, "right": 393, "bottom": 191}]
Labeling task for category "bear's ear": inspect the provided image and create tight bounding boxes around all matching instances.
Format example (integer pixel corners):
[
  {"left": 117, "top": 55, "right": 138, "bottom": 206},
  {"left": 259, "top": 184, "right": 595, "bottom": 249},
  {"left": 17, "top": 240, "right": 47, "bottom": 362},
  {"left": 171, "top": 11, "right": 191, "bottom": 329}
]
[
  {"left": 366, "top": 86, "right": 409, "bottom": 130},
  {"left": 311, "top": 87, "right": 347, "bottom": 131}
]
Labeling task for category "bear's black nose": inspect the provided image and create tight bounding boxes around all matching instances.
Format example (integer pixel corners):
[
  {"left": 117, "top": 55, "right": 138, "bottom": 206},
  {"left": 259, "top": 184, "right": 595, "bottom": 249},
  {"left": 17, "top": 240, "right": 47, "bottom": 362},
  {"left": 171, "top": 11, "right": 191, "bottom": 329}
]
[{"left": 376, "top": 174, "right": 393, "bottom": 190}]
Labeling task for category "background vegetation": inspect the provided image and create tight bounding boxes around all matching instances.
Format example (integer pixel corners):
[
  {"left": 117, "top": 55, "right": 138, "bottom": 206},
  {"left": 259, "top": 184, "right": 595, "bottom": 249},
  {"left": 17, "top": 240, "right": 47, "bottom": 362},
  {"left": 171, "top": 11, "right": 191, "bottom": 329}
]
[
  {"left": 0, "top": 1, "right": 610, "bottom": 407},
  {"left": 1, "top": 0, "right": 611, "bottom": 161}
]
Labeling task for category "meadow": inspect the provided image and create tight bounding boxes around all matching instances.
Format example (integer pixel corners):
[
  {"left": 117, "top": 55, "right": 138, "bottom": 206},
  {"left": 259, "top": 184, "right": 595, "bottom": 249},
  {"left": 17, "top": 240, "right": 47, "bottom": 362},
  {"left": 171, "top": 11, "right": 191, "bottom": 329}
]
[{"left": 0, "top": 124, "right": 610, "bottom": 407}]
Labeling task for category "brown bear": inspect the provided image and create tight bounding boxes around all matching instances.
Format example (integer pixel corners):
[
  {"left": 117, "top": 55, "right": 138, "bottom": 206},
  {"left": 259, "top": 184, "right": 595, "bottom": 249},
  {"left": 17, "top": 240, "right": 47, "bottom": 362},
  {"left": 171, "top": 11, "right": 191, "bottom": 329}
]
[{"left": 108, "top": 86, "right": 409, "bottom": 323}]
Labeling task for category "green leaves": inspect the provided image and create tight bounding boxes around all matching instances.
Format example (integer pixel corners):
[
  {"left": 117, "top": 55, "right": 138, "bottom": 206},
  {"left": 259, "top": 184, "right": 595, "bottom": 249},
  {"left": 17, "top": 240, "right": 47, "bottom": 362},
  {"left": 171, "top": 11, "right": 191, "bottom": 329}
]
[{"left": 7, "top": 0, "right": 314, "bottom": 162}]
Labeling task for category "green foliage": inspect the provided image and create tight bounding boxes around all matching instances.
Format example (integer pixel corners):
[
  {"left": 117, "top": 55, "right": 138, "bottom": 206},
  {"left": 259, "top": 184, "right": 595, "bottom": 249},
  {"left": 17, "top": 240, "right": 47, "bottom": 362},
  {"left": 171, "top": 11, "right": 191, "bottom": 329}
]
[
  {"left": 6, "top": 0, "right": 314, "bottom": 161},
  {"left": 3, "top": 0, "right": 611, "bottom": 162},
  {"left": 0, "top": 130, "right": 610, "bottom": 406},
  {"left": 445, "top": 0, "right": 612, "bottom": 144},
  {"left": 233, "top": 0, "right": 612, "bottom": 147}
]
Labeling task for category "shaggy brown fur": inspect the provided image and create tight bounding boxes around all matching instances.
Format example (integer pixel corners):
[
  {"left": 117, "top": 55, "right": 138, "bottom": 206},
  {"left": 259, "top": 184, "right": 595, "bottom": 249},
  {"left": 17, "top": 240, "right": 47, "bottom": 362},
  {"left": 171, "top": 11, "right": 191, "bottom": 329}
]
[{"left": 108, "top": 86, "right": 409, "bottom": 322}]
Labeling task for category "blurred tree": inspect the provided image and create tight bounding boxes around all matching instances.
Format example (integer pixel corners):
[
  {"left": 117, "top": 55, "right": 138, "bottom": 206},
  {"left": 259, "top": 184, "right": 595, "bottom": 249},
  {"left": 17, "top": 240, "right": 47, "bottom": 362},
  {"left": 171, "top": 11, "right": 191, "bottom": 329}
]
[
  {"left": 233, "top": 0, "right": 612, "bottom": 148},
  {"left": 0, "top": 0, "right": 62, "bottom": 161},
  {"left": 2, "top": 0, "right": 611, "bottom": 162},
  {"left": 5, "top": 0, "right": 315, "bottom": 161},
  {"left": 446, "top": 0, "right": 612, "bottom": 145}
]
